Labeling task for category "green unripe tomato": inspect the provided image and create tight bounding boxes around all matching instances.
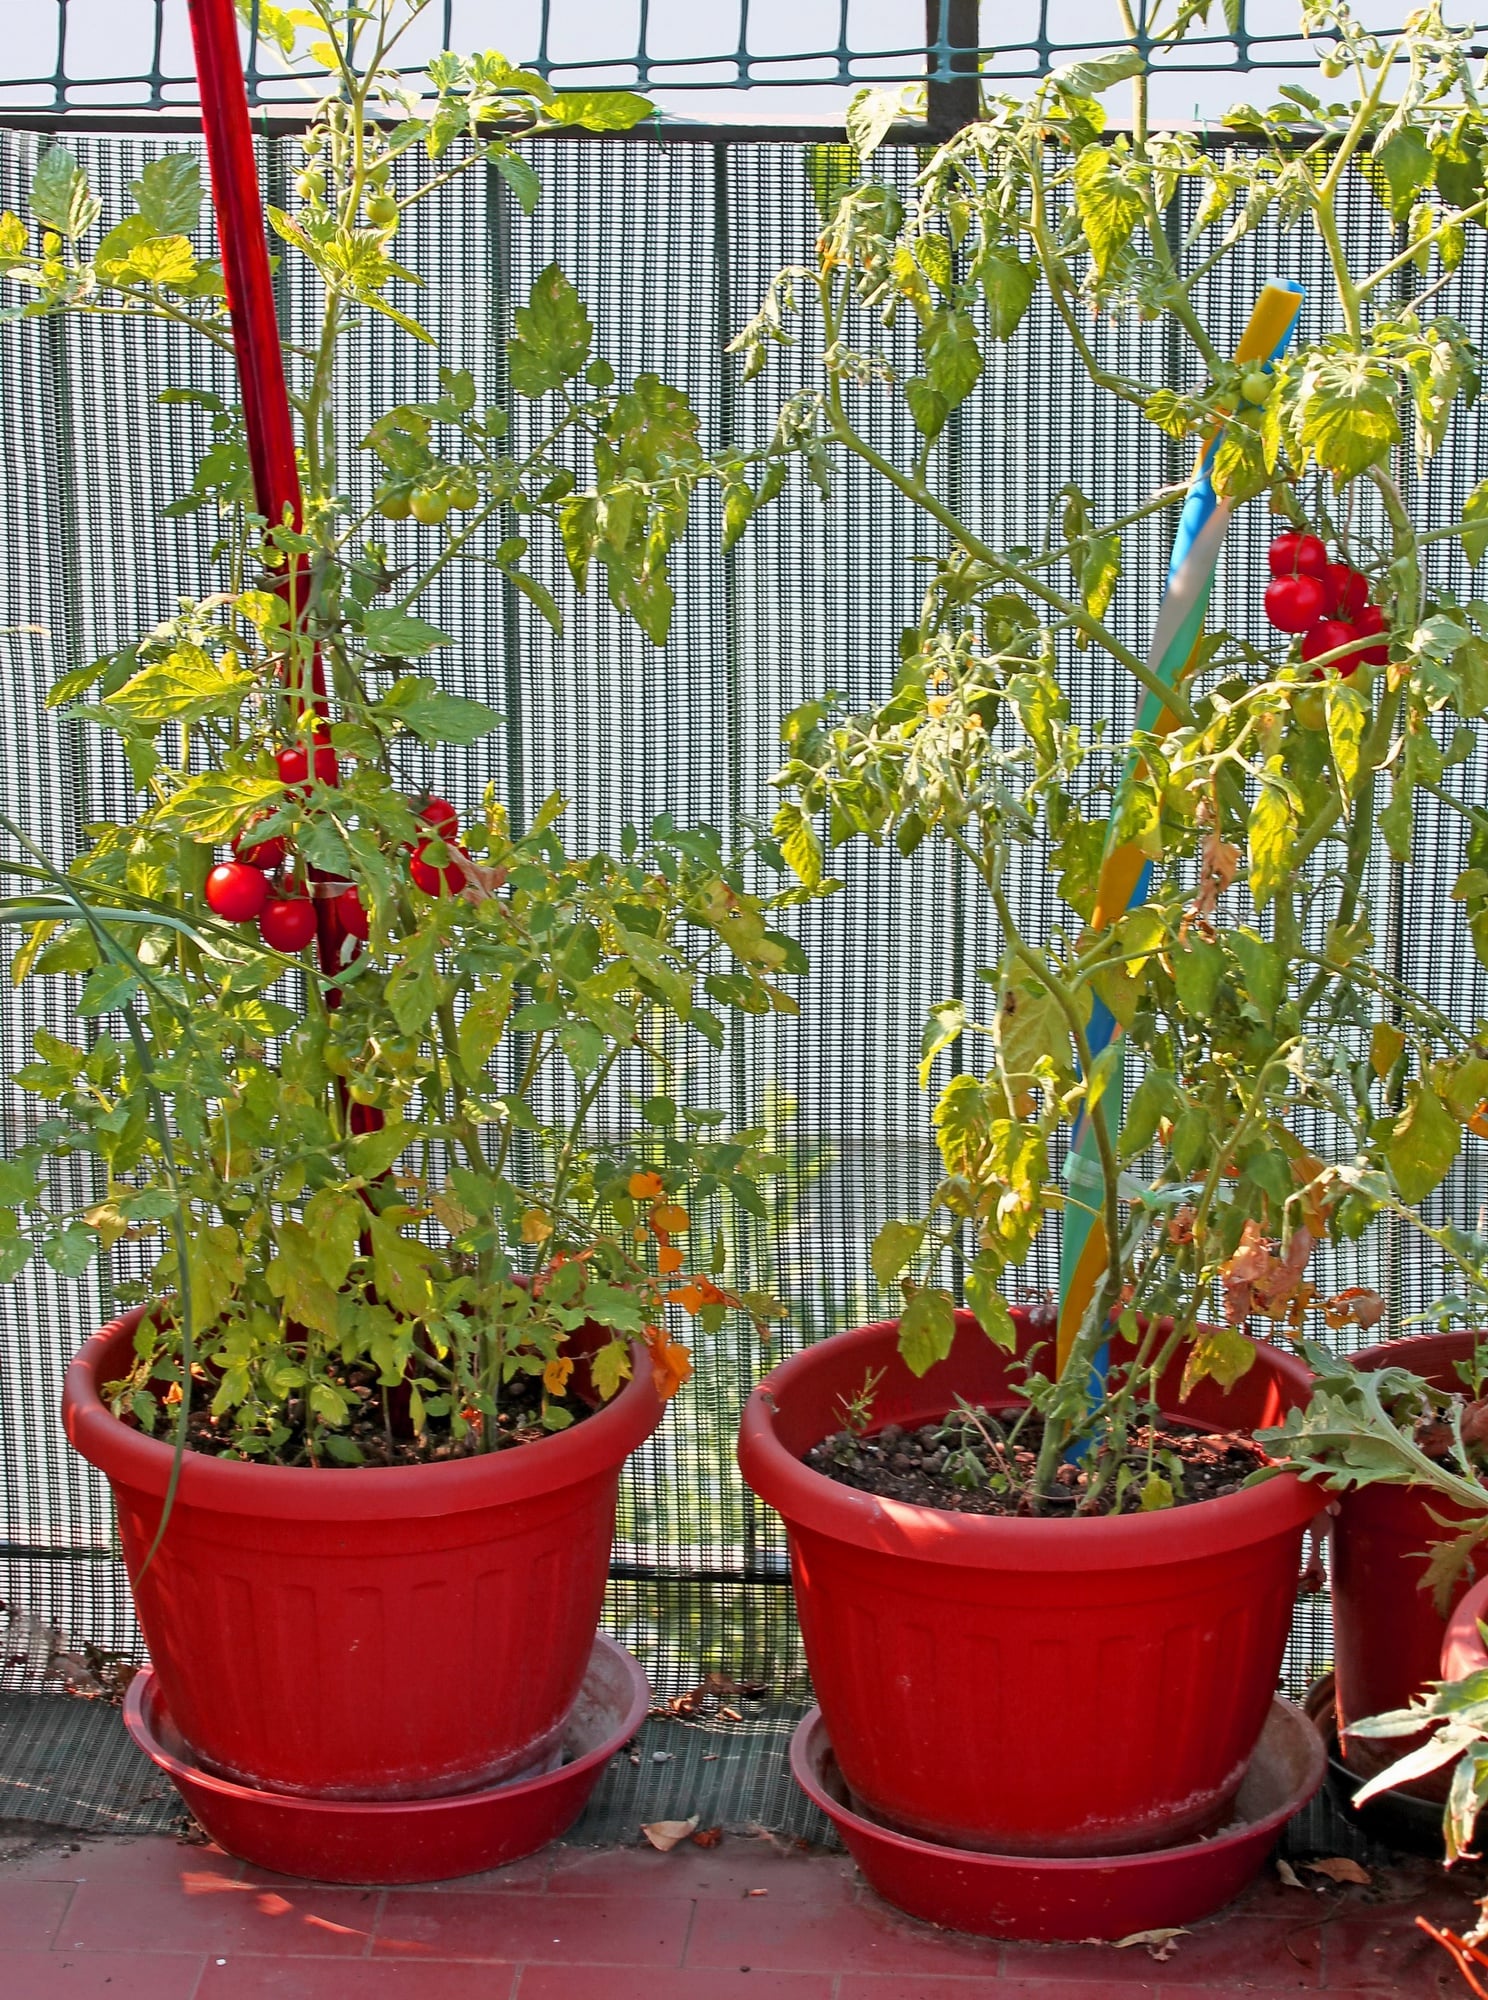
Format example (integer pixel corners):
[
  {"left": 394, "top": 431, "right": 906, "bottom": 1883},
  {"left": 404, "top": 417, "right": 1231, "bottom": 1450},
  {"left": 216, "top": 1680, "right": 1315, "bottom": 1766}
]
[
  {"left": 376, "top": 488, "right": 412, "bottom": 521},
  {"left": 1292, "top": 686, "right": 1327, "bottom": 731},
  {"left": 410, "top": 487, "right": 450, "bottom": 527},
  {"left": 447, "top": 472, "right": 479, "bottom": 511},
  {"left": 296, "top": 170, "right": 323, "bottom": 202},
  {"left": 365, "top": 193, "right": 399, "bottom": 230},
  {"left": 1239, "top": 368, "right": 1271, "bottom": 405}
]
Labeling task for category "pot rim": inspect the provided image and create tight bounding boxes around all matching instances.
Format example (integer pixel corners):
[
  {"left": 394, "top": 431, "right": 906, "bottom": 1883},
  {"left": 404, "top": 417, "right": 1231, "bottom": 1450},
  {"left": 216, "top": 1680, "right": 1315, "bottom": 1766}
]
[
  {"left": 64, "top": 1306, "right": 665, "bottom": 1522},
  {"left": 1349, "top": 1328, "right": 1487, "bottom": 1374},
  {"left": 737, "top": 1315, "right": 1323, "bottom": 1572}
]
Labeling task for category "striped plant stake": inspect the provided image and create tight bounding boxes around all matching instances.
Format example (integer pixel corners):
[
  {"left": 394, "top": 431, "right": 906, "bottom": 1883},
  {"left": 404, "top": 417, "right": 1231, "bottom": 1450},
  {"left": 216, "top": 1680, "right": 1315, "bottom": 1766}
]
[{"left": 1055, "top": 280, "right": 1306, "bottom": 1374}]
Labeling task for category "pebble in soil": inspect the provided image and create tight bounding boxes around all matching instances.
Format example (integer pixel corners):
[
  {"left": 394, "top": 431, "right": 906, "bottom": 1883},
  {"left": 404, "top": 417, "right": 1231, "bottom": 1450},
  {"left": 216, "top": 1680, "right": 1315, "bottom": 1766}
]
[{"left": 805, "top": 1406, "right": 1270, "bottom": 1517}]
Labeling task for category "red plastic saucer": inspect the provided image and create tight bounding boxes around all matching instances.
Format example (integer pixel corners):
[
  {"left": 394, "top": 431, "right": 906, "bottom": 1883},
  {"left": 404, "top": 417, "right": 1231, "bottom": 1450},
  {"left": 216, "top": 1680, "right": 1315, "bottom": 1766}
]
[
  {"left": 124, "top": 1632, "right": 648, "bottom": 1884},
  {"left": 790, "top": 1695, "right": 1324, "bottom": 1942}
]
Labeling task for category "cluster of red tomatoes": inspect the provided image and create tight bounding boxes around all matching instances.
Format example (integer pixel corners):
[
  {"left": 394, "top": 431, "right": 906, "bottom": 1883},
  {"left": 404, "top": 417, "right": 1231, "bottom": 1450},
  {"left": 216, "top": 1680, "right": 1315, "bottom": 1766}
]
[
  {"left": 202, "top": 740, "right": 469, "bottom": 952},
  {"left": 1262, "top": 533, "right": 1390, "bottom": 678}
]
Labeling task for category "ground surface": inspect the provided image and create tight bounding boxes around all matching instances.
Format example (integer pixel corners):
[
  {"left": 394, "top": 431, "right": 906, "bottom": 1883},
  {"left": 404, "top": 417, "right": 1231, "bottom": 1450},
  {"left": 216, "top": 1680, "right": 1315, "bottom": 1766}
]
[{"left": 0, "top": 1828, "right": 1481, "bottom": 1998}]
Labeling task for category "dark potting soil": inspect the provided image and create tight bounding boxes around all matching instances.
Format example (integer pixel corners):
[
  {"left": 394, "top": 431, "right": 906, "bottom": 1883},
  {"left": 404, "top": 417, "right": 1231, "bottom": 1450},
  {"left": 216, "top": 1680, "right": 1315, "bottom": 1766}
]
[
  {"left": 805, "top": 1409, "right": 1270, "bottom": 1517},
  {"left": 129, "top": 1358, "right": 593, "bottom": 1470}
]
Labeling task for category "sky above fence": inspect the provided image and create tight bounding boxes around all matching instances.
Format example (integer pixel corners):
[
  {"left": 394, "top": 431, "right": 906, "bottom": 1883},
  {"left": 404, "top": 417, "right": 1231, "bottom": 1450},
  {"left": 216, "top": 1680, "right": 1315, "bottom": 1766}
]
[{"left": 0, "top": 1, "right": 1473, "bottom": 125}]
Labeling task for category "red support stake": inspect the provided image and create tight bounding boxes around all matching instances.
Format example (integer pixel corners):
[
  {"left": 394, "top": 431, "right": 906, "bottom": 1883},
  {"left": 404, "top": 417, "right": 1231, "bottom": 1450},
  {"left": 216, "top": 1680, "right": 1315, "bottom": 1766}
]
[{"left": 185, "top": 0, "right": 360, "bottom": 1002}]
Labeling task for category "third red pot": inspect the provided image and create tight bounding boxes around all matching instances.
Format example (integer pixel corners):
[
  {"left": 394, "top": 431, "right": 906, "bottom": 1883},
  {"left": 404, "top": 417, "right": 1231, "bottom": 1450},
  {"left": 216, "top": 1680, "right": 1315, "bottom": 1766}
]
[{"left": 737, "top": 1311, "right": 1319, "bottom": 1857}]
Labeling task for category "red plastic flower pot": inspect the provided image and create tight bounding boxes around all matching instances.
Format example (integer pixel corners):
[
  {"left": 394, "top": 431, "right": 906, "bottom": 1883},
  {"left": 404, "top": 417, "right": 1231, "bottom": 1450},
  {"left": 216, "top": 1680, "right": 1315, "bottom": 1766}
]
[
  {"left": 1332, "top": 1332, "right": 1484, "bottom": 1792},
  {"left": 737, "top": 1311, "right": 1319, "bottom": 1857},
  {"left": 64, "top": 1308, "right": 664, "bottom": 1800}
]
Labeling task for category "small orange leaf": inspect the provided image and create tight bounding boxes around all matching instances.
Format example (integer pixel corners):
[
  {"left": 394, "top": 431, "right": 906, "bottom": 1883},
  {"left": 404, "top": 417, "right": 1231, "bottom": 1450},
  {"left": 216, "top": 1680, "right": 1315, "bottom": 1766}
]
[
  {"left": 543, "top": 1355, "right": 574, "bottom": 1396},
  {"left": 657, "top": 1244, "right": 684, "bottom": 1274},
  {"left": 628, "top": 1171, "right": 665, "bottom": 1200},
  {"left": 652, "top": 1203, "right": 690, "bottom": 1233}
]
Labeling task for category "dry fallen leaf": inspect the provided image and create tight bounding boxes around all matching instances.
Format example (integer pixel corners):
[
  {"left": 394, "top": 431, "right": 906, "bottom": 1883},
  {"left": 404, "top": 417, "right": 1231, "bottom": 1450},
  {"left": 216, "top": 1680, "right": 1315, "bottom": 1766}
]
[
  {"left": 1098, "top": 1927, "right": 1189, "bottom": 1961},
  {"left": 1303, "top": 1856, "right": 1371, "bottom": 1886},
  {"left": 746, "top": 1887, "right": 769, "bottom": 1897},
  {"left": 691, "top": 1826, "right": 723, "bottom": 1849},
  {"left": 641, "top": 1816, "right": 700, "bottom": 1853},
  {"left": 1276, "top": 1858, "right": 1306, "bottom": 1890}
]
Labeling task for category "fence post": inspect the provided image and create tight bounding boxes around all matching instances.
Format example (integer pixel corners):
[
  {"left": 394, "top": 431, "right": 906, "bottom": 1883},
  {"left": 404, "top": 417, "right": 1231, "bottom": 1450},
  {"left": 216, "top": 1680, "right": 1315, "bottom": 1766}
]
[{"left": 924, "top": 0, "right": 980, "bottom": 140}]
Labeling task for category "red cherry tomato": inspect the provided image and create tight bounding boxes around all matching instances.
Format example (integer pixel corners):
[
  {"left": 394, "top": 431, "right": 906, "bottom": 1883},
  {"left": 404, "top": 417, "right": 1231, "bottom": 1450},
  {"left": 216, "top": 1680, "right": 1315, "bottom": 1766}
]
[
  {"left": 409, "top": 838, "right": 466, "bottom": 895},
  {"left": 205, "top": 861, "right": 270, "bottom": 924},
  {"left": 1355, "top": 602, "right": 1390, "bottom": 666},
  {"left": 1324, "top": 563, "right": 1369, "bottom": 621},
  {"left": 259, "top": 893, "right": 318, "bottom": 953},
  {"left": 1268, "top": 533, "right": 1329, "bottom": 582},
  {"left": 275, "top": 736, "right": 339, "bottom": 790},
  {"left": 418, "top": 795, "right": 460, "bottom": 840},
  {"left": 232, "top": 815, "right": 289, "bottom": 872},
  {"left": 1264, "top": 573, "right": 1327, "bottom": 634},
  {"left": 335, "top": 885, "right": 370, "bottom": 940},
  {"left": 1303, "top": 618, "right": 1365, "bottom": 677}
]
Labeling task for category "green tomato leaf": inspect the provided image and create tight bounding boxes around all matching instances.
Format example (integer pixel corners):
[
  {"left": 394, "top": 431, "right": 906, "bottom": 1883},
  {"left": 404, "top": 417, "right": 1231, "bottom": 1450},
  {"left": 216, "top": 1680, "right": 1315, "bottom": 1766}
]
[
  {"left": 1460, "top": 480, "right": 1488, "bottom": 566},
  {"left": 964, "top": 1259, "right": 1016, "bottom": 1351},
  {"left": 1248, "top": 760, "right": 1297, "bottom": 909},
  {"left": 130, "top": 155, "right": 202, "bottom": 236},
  {"left": 871, "top": 1218, "right": 924, "bottom": 1288},
  {"left": 1073, "top": 145, "right": 1144, "bottom": 279},
  {"left": 490, "top": 147, "right": 542, "bottom": 215},
  {"left": 544, "top": 91, "right": 654, "bottom": 132},
  {"left": 380, "top": 677, "right": 504, "bottom": 745},
  {"left": 897, "top": 1287, "right": 956, "bottom": 1377},
  {"left": 32, "top": 147, "right": 100, "bottom": 240},
  {"left": 1368, "top": 126, "right": 1435, "bottom": 223},
  {"left": 77, "top": 961, "right": 142, "bottom": 1019},
  {"left": 357, "top": 609, "right": 455, "bottom": 657},
  {"left": 508, "top": 263, "right": 593, "bottom": 396},
  {"left": 1298, "top": 353, "right": 1402, "bottom": 481},
  {"left": 845, "top": 86, "right": 902, "bottom": 161},
  {"left": 1389, "top": 1082, "right": 1461, "bottom": 1204},
  {"left": 1051, "top": 48, "right": 1146, "bottom": 98},
  {"left": 976, "top": 248, "right": 1038, "bottom": 342}
]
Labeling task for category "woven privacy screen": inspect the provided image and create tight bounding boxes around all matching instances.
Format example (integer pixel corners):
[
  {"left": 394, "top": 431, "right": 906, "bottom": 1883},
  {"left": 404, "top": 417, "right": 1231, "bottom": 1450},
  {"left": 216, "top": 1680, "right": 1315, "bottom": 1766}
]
[
  {"left": 1, "top": 126, "right": 1487, "bottom": 1798},
  {"left": 4, "top": 3, "right": 1486, "bottom": 119}
]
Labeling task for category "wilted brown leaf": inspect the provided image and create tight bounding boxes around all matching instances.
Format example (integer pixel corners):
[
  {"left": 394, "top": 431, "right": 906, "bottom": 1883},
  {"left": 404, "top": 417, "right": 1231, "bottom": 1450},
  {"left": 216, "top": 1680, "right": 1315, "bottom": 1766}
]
[
  {"left": 641, "top": 1816, "right": 699, "bottom": 1853},
  {"left": 1096, "top": 1928, "right": 1192, "bottom": 1960},
  {"left": 1303, "top": 1856, "right": 1371, "bottom": 1886},
  {"left": 1275, "top": 1857, "right": 1306, "bottom": 1890}
]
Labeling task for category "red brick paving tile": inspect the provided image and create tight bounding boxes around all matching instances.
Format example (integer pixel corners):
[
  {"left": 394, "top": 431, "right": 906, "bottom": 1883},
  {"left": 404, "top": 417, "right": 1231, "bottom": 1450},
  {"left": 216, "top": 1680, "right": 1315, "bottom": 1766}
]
[
  {"left": 1000, "top": 1916, "right": 1323, "bottom": 1989},
  {"left": 840, "top": 1979, "right": 1159, "bottom": 1999},
  {"left": 2, "top": 1837, "right": 242, "bottom": 1888},
  {"left": 59, "top": 1873, "right": 378, "bottom": 1955},
  {"left": 5, "top": 1950, "right": 207, "bottom": 1999},
  {"left": 517, "top": 1968, "right": 836, "bottom": 2000},
  {"left": 383, "top": 1850, "right": 554, "bottom": 1894},
  {"left": 1322, "top": 1916, "right": 1462, "bottom": 1989},
  {"left": 197, "top": 1959, "right": 519, "bottom": 1998},
  {"left": 374, "top": 1889, "right": 691, "bottom": 1964},
  {"left": 683, "top": 1894, "right": 1001, "bottom": 1976},
  {"left": 544, "top": 1841, "right": 858, "bottom": 1903},
  {"left": 0, "top": 1880, "right": 74, "bottom": 1948}
]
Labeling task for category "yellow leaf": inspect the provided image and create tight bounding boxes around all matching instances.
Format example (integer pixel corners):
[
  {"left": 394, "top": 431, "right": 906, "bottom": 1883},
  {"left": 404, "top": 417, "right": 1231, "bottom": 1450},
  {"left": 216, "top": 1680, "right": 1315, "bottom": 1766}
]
[
  {"left": 543, "top": 1355, "right": 574, "bottom": 1395},
  {"left": 520, "top": 1208, "right": 553, "bottom": 1244},
  {"left": 1370, "top": 1021, "right": 1406, "bottom": 1080}
]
